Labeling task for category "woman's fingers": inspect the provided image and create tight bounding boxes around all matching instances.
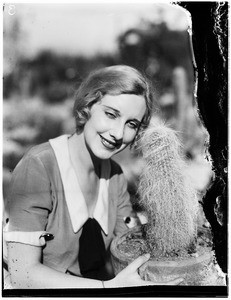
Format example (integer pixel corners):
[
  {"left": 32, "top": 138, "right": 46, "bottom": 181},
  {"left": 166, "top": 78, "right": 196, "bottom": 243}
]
[
  {"left": 124, "top": 253, "right": 150, "bottom": 273},
  {"left": 113, "top": 254, "right": 184, "bottom": 287},
  {"left": 157, "top": 277, "right": 184, "bottom": 285},
  {"left": 137, "top": 277, "right": 184, "bottom": 286}
]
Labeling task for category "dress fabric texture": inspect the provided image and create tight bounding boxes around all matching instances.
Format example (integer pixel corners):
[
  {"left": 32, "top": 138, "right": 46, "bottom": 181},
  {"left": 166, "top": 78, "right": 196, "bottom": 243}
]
[{"left": 4, "top": 135, "right": 132, "bottom": 277}]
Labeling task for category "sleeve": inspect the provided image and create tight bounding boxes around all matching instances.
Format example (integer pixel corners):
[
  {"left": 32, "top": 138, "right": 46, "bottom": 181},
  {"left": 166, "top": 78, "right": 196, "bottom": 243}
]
[
  {"left": 114, "top": 170, "right": 133, "bottom": 236},
  {"left": 4, "top": 153, "right": 53, "bottom": 246}
]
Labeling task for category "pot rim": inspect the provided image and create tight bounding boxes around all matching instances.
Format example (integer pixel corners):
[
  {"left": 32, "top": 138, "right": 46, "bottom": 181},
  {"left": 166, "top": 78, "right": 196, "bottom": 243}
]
[{"left": 111, "top": 226, "right": 213, "bottom": 266}]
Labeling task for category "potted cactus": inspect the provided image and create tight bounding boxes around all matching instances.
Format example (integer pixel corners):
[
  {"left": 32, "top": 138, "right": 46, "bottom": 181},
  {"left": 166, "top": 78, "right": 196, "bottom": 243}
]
[{"left": 111, "top": 121, "right": 226, "bottom": 286}]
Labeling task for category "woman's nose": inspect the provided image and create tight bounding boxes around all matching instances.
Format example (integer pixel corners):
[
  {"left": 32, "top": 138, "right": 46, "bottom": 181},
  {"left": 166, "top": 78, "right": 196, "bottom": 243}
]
[{"left": 109, "top": 122, "right": 124, "bottom": 141}]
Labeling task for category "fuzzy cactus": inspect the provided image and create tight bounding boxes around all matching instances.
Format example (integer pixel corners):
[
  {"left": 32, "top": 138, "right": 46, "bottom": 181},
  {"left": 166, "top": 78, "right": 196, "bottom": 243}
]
[{"left": 137, "top": 120, "right": 199, "bottom": 257}]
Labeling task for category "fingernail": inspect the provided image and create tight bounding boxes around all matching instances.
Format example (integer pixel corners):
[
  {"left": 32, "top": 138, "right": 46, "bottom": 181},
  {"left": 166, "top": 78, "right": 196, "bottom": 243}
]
[{"left": 144, "top": 253, "right": 150, "bottom": 259}]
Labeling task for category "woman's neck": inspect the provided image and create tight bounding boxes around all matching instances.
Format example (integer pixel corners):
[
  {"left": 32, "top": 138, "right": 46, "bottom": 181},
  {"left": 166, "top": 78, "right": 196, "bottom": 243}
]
[{"left": 68, "top": 132, "right": 101, "bottom": 176}]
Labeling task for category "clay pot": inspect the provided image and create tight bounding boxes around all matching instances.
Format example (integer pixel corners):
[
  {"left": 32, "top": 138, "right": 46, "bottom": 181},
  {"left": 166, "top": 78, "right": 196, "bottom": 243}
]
[{"left": 110, "top": 227, "right": 226, "bottom": 286}]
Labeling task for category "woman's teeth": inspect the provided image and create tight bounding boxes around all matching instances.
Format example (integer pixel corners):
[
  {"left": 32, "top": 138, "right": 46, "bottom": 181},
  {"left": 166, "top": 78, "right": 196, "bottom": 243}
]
[{"left": 101, "top": 136, "right": 116, "bottom": 149}]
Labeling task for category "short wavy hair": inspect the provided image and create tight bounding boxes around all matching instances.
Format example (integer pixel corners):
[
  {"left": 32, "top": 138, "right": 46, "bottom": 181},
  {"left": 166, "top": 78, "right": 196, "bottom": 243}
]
[{"left": 73, "top": 65, "right": 156, "bottom": 134}]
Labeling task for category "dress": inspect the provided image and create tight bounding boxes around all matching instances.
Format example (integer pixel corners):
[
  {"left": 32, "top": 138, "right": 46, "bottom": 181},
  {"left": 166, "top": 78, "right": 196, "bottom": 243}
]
[{"left": 4, "top": 135, "right": 132, "bottom": 277}]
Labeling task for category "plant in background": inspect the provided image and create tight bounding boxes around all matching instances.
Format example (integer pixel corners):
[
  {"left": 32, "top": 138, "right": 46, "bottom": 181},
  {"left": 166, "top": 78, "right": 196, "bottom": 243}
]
[{"left": 137, "top": 120, "right": 199, "bottom": 258}]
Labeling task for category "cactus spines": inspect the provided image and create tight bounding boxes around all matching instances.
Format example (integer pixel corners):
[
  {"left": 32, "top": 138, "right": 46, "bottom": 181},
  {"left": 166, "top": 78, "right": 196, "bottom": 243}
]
[{"left": 138, "top": 120, "right": 199, "bottom": 257}]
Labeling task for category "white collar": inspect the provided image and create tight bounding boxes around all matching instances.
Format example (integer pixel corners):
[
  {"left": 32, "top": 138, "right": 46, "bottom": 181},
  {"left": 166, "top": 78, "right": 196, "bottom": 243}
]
[{"left": 49, "top": 135, "right": 111, "bottom": 235}]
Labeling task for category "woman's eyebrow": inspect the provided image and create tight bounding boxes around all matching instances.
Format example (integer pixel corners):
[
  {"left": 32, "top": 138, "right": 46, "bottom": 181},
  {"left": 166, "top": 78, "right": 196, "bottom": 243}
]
[
  {"left": 132, "top": 119, "right": 142, "bottom": 124},
  {"left": 103, "top": 105, "right": 120, "bottom": 115}
]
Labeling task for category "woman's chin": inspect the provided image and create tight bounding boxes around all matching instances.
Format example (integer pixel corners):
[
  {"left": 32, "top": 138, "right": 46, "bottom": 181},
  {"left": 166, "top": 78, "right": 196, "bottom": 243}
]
[
  {"left": 90, "top": 141, "right": 127, "bottom": 160},
  {"left": 94, "top": 149, "right": 116, "bottom": 160}
]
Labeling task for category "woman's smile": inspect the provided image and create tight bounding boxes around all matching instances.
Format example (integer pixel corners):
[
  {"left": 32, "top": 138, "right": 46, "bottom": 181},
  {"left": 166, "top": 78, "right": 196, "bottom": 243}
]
[
  {"left": 99, "top": 135, "right": 118, "bottom": 150},
  {"left": 83, "top": 94, "right": 146, "bottom": 159}
]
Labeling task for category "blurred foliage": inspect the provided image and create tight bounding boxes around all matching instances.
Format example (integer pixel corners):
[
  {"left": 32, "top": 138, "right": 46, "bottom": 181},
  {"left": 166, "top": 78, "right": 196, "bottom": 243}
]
[
  {"left": 3, "top": 51, "right": 117, "bottom": 101},
  {"left": 4, "top": 21, "right": 194, "bottom": 101},
  {"left": 118, "top": 22, "right": 194, "bottom": 95}
]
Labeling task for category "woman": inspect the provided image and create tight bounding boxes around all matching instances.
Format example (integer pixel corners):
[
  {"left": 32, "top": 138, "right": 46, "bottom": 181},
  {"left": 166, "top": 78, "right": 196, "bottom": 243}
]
[{"left": 4, "top": 65, "right": 182, "bottom": 288}]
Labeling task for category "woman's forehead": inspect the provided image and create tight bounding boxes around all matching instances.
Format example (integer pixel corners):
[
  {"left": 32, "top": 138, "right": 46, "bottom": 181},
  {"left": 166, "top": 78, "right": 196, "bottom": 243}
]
[{"left": 100, "top": 94, "right": 146, "bottom": 119}]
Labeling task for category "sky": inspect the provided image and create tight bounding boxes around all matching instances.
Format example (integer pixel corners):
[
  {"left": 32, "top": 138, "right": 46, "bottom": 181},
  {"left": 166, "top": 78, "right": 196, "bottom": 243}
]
[{"left": 3, "top": 3, "right": 190, "bottom": 58}]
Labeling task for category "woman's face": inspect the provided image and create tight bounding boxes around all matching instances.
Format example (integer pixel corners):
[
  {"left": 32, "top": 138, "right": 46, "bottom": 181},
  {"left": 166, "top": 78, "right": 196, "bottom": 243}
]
[{"left": 83, "top": 94, "right": 146, "bottom": 159}]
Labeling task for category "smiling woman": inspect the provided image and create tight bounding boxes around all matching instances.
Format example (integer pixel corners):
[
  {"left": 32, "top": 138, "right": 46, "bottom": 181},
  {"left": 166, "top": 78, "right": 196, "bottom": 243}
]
[
  {"left": 73, "top": 65, "right": 154, "bottom": 133},
  {"left": 4, "top": 65, "right": 183, "bottom": 289},
  {"left": 83, "top": 94, "right": 146, "bottom": 158}
]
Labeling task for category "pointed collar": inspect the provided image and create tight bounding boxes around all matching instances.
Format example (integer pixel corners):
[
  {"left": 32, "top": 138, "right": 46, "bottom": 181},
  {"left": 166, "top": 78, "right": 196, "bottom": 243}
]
[{"left": 49, "top": 135, "right": 111, "bottom": 235}]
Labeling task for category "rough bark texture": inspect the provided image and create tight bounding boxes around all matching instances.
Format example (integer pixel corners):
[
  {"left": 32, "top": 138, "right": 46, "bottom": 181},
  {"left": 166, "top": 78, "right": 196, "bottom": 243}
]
[{"left": 178, "top": 2, "right": 228, "bottom": 273}]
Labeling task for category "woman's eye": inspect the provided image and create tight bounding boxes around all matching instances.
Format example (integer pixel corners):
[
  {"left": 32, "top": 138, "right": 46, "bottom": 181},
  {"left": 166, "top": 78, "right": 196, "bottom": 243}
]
[
  {"left": 105, "top": 112, "right": 116, "bottom": 119},
  {"left": 128, "top": 122, "right": 138, "bottom": 129}
]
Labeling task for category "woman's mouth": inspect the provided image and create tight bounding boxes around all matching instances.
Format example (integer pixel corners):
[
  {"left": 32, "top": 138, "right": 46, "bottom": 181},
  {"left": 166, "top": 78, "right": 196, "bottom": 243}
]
[{"left": 100, "top": 135, "right": 117, "bottom": 150}]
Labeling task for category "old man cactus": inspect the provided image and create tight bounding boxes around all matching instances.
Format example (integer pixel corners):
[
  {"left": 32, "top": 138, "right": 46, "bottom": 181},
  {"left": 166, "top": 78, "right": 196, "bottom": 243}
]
[{"left": 137, "top": 120, "right": 199, "bottom": 257}]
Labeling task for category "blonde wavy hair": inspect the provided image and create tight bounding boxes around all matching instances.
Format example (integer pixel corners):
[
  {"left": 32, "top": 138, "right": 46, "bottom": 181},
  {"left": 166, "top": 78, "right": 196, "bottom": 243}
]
[{"left": 73, "top": 65, "right": 156, "bottom": 138}]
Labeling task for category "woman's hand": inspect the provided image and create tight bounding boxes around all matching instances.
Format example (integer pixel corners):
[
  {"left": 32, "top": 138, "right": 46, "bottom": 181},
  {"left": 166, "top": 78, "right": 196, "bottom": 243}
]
[{"left": 104, "top": 253, "right": 183, "bottom": 288}]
